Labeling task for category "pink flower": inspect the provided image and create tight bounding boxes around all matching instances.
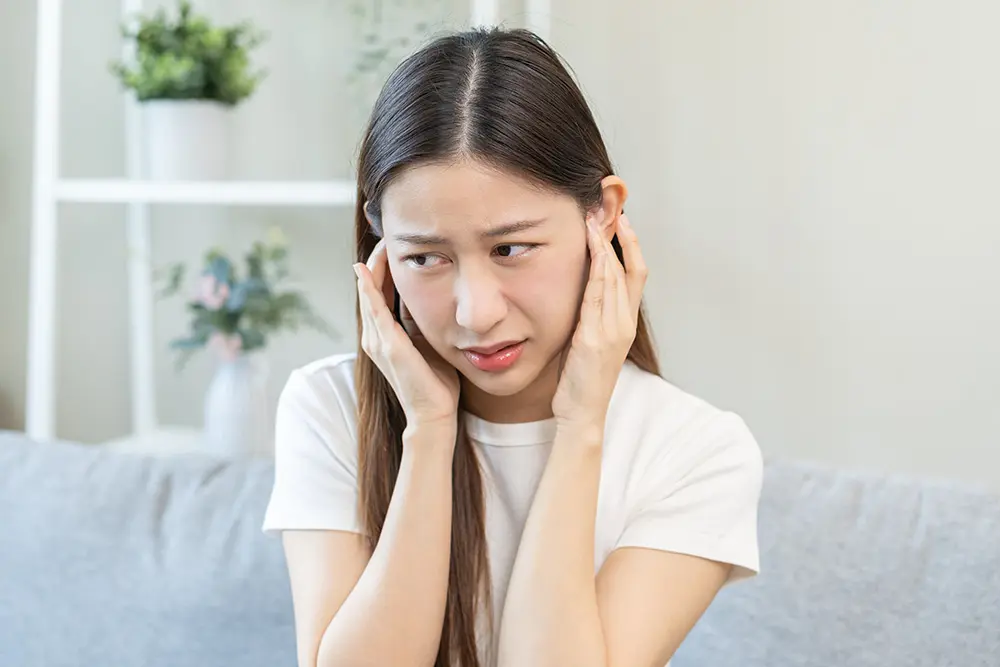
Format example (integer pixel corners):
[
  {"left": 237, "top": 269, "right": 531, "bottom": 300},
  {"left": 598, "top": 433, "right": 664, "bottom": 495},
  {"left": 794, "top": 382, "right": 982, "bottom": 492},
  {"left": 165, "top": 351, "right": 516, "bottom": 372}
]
[
  {"left": 196, "top": 274, "right": 230, "bottom": 310},
  {"left": 209, "top": 332, "right": 243, "bottom": 362}
]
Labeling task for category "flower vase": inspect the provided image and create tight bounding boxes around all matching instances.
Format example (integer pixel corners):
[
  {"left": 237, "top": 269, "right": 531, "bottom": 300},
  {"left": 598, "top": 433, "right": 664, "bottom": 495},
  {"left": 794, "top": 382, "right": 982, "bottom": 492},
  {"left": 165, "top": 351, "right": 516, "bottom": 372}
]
[
  {"left": 203, "top": 352, "right": 272, "bottom": 458},
  {"left": 143, "top": 100, "right": 230, "bottom": 181}
]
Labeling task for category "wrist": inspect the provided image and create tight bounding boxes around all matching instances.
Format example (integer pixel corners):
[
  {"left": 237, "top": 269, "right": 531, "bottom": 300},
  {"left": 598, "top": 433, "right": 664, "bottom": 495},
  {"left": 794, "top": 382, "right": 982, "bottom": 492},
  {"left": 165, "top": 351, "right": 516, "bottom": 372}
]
[
  {"left": 402, "top": 418, "right": 458, "bottom": 451},
  {"left": 554, "top": 419, "right": 605, "bottom": 449}
]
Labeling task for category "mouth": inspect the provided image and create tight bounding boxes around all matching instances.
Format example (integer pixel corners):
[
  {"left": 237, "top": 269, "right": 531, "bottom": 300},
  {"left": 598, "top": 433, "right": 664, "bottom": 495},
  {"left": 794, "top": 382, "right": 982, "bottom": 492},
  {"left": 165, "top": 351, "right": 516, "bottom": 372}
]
[{"left": 460, "top": 340, "right": 526, "bottom": 372}]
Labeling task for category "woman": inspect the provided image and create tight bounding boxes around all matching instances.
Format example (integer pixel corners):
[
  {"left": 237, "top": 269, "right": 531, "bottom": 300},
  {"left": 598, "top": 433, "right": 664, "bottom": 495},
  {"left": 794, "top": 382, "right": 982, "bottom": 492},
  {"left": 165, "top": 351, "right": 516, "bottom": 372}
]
[{"left": 262, "top": 26, "right": 763, "bottom": 667}]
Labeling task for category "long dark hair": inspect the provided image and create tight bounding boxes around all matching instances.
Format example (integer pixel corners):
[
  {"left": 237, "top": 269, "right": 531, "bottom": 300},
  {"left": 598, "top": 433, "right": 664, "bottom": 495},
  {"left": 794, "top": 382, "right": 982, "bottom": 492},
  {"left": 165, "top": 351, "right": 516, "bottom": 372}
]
[{"left": 353, "top": 26, "right": 660, "bottom": 667}]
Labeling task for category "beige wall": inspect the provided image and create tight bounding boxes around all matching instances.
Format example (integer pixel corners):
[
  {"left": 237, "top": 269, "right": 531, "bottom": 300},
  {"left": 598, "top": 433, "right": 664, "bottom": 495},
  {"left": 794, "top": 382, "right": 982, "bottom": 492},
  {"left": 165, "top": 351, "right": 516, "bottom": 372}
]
[
  {"left": 552, "top": 0, "right": 1000, "bottom": 487},
  {"left": 1, "top": 1, "right": 997, "bottom": 487}
]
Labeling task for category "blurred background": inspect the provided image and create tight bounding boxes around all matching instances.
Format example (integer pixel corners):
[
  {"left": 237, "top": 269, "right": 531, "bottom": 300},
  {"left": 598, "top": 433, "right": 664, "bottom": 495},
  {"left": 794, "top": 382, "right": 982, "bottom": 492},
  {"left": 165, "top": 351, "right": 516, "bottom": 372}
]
[{"left": 1, "top": 0, "right": 998, "bottom": 488}]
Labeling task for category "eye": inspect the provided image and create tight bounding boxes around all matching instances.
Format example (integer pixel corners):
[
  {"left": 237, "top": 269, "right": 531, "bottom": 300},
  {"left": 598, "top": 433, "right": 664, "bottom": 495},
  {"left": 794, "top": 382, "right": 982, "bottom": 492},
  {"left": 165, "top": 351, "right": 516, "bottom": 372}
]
[
  {"left": 493, "top": 244, "right": 537, "bottom": 260},
  {"left": 402, "top": 253, "right": 448, "bottom": 269}
]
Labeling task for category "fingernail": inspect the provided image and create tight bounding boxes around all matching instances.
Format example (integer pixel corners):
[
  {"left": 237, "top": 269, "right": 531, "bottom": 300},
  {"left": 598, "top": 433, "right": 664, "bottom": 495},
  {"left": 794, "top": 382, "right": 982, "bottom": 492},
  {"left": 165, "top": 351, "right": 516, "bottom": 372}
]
[
  {"left": 620, "top": 214, "right": 631, "bottom": 229},
  {"left": 352, "top": 264, "right": 362, "bottom": 279}
]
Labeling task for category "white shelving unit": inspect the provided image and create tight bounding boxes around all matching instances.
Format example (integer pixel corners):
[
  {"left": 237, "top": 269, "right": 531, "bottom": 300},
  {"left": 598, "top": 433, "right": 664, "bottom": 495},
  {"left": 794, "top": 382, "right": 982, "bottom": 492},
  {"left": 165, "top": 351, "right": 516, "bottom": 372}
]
[
  {"left": 25, "top": 0, "right": 551, "bottom": 446},
  {"left": 55, "top": 179, "right": 358, "bottom": 206}
]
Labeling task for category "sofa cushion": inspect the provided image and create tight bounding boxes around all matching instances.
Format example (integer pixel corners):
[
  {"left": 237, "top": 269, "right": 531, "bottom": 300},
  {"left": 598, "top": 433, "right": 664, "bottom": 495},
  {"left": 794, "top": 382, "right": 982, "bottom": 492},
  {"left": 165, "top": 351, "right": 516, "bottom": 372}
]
[
  {"left": 0, "top": 431, "right": 296, "bottom": 667},
  {"left": 673, "top": 457, "right": 1000, "bottom": 667}
]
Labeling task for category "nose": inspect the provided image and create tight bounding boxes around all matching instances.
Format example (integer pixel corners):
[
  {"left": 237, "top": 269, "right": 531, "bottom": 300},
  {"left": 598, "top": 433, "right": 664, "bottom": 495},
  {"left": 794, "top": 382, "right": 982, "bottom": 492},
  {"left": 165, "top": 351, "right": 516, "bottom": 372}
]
[{"left": 454, "top": 266, "right": 507, "bottom": 335}]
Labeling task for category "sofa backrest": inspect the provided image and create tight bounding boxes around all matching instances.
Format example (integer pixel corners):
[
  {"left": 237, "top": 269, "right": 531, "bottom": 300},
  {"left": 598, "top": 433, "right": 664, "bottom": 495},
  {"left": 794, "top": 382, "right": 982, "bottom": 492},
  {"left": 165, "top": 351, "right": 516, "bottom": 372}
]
[
  {"left": 0, "top": 432, "right": 296, "bottom": 667},
  {"left": 674, "top": 458, "right": 1000, "bottom": 667},
  {"left": 4, "top": 433, "right": 999, "bottom": 667}
]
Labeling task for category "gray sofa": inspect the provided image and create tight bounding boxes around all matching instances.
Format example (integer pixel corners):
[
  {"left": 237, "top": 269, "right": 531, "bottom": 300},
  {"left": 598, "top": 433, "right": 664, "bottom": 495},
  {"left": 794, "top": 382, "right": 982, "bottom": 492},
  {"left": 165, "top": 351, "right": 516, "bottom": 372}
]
[{"left": 1, "top": 430, "right": 998, "bottom": 667}]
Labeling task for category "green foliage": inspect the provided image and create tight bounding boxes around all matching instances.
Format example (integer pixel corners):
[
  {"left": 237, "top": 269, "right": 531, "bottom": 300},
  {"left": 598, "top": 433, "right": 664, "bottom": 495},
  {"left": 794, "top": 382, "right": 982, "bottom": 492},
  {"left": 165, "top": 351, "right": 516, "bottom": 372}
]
[
  {"left": 344, "top": 0, "right": 441, "bottom": 118},
  {"left": 155, "top": 227, "right": 338, "bottom": 370},
  {"left": 109, "top": 0, "right": 267, "bottom": 105}
]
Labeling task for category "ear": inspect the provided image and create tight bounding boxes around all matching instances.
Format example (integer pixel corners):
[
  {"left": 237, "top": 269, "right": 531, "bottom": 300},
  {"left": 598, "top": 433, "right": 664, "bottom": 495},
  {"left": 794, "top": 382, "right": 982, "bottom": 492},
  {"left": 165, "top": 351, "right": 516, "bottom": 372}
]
[{"left": 588, "top": 176, "right": 628, "bottom": 243}]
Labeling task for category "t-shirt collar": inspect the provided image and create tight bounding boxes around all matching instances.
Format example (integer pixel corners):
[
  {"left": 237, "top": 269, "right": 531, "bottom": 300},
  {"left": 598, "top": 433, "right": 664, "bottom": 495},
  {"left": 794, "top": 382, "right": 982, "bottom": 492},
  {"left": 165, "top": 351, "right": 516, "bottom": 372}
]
[{"left": 461, "top": 411, "right": 557, "bottom": 447}]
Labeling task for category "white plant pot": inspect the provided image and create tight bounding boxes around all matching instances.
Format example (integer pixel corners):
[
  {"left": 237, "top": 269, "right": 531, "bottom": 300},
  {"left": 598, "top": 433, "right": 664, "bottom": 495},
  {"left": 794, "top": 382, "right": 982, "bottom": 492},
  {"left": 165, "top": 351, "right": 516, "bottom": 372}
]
[
  {"left": 203, "top": 353, "right": 272, "bottom": 459},
  {"left": 143, "top": 100, "right": 230, "bottom": 181}
]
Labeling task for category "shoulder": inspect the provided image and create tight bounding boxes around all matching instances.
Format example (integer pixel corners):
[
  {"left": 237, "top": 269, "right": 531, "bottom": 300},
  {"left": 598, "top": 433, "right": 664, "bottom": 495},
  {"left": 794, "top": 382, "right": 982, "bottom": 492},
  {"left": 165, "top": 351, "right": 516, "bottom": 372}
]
[
  {"left": 606, "top": 363, "right": 764, "bottom": 582},
  {"left": 282, "top": 352, "right": 358, "bottom": 410},
  {"left": 264, "top": 353, "right": 364, "bottom": 535},
  {"left": 607, "top": 361, "right": 763, "bottom": 480},
  {"left": 276, "top": 352, "right": 360, "bottom": 452}
]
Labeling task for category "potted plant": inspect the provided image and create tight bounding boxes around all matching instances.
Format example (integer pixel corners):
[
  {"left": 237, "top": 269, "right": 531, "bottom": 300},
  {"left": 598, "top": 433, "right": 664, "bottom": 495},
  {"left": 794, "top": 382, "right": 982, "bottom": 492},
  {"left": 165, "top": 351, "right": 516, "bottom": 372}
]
[
  {"left": 110, "top": 0, "right": 267, "bottom": 180},
  {"left": 155, "top": 227, "right": 337, "bottom": 457}
]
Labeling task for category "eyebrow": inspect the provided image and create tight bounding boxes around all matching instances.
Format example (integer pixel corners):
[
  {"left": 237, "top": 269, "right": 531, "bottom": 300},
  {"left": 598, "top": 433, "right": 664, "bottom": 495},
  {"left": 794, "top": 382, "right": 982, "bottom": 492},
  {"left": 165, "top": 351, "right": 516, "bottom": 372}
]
[{"left": 392, "top": 218, "right": 548, "bottom": 246}]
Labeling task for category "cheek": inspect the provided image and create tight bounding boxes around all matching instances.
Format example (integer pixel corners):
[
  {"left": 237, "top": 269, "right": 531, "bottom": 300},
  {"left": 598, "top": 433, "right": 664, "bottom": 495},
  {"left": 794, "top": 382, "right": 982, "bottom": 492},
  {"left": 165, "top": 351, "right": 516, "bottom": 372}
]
[
  {"left": 517, "top": 250, "right": 589, "bottom": 325},
  {"left": 392, "top": 270, "right": 451, "bottom": 332}
]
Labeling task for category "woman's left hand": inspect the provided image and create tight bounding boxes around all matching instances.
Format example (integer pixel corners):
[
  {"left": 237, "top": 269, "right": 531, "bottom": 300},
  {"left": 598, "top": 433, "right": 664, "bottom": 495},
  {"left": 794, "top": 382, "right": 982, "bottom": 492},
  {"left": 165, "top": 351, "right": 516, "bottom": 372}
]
[{"left": 551, "top": 211, "right": 648, "bottom": 438}]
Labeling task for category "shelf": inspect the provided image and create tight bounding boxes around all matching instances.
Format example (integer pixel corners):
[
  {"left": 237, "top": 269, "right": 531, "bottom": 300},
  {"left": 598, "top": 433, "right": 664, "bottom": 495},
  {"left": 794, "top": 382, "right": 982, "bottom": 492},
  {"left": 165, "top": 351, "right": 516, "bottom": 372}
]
[{"left": 55, "top": 179, "right": 356, "bottom": 206}]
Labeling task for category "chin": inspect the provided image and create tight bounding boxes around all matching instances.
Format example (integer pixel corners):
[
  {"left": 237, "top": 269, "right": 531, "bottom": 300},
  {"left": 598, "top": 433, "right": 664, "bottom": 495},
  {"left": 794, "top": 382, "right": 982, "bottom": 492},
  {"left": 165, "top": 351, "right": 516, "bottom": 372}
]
[{"left": 454, "top": 355, "right": 544, "bottom": 398}]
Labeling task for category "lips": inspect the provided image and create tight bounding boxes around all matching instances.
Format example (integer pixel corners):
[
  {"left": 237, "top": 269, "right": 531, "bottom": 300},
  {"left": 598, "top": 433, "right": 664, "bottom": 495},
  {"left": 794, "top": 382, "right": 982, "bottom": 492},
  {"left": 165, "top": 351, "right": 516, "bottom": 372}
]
[
  {"left": 461, "top": 340, "right": 526, "bottom": 372},
  {"left": 462, "top": 340, "right": 522, "bottom": 355}
]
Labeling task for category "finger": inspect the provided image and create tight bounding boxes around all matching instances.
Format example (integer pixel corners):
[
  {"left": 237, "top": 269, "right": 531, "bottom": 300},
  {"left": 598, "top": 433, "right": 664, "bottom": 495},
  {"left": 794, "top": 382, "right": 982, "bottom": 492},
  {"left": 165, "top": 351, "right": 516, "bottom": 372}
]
[
  {"left": 596, "top": 222, "right": 627, "bottom": 333},
  {"left": 581, "top": 219, "right": 606, "bottom": 333},
  {"left": 365, "top": 238, "right": 386, "bottom": 275},
  {"left": 354, "top": 264, "right": 379, "bottom": 345},
  {"left": 617, "top": 213, "right": 648, "bottom": 318},
  {"left": 613, "top": 223, "right": 632, "bottom": 326},
  {"left": 365, "top": 239, "right": 396, "bottom": 309},
  {"left": 599, "top": 218, "right": 627, "bottom": 291},
  {"left": 603, "top": 231, "right": 618, "bottom": 334},
  {"left": 354, "top": 262, "right": 394, "bottom": 333},
  {"left": 354, "top": 264, "right": 378, "bottom": 356}
]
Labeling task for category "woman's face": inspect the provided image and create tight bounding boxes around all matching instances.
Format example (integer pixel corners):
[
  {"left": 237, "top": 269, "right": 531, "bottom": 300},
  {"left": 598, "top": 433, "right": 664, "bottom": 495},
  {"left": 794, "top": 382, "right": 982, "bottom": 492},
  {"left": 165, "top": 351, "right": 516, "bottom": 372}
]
[{"left": 377, "top": 159, "right": 595, "bottom": 407}]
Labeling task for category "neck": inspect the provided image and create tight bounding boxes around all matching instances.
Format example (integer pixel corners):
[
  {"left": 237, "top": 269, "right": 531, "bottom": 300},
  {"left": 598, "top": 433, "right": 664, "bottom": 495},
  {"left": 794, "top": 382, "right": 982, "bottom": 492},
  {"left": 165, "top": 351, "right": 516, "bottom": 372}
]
[{"left": 459, "top": 351, "right": 562, "bottom": 424}]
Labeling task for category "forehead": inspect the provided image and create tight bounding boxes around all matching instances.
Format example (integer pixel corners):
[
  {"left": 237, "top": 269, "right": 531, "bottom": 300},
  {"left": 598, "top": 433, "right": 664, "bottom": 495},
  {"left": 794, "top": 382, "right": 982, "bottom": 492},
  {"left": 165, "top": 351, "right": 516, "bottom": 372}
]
[{"left": 380, "top": 160, "right": 577, "bottom": 232}]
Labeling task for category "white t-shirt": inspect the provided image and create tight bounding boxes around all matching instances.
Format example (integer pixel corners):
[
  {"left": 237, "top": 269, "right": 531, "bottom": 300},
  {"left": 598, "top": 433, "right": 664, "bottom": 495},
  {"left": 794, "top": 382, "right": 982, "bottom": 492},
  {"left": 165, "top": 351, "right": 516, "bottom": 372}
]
[{"left": 262, "top": 353, "right": 763, "bottom": 666}]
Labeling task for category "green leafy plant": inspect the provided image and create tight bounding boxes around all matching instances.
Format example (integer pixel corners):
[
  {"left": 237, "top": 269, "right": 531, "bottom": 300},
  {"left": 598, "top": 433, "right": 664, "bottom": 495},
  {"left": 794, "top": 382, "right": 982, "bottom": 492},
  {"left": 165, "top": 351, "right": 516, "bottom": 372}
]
[
  {"left": 156, "top": 227, "right": 337, "bottom": 369},
  {"left": 109, "top": 0, "right": 267, "bottom": 105}
]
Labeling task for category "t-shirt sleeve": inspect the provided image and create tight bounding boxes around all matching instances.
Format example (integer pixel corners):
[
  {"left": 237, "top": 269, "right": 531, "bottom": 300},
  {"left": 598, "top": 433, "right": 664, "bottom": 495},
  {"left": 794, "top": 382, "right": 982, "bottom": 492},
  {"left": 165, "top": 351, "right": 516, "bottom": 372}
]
[
  {"left": 614, "top": 411, "right": 763, "bottom": 585},
  {"left": 261, "top": 367, "right": 364, "bottom": 537}
]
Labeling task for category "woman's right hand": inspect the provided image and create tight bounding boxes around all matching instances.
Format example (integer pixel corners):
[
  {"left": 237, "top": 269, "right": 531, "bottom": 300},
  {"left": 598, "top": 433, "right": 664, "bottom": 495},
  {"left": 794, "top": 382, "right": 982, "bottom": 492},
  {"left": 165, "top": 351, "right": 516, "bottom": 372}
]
[{"left": 354, "top": 239, "right": 461, "bottom": 434}]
